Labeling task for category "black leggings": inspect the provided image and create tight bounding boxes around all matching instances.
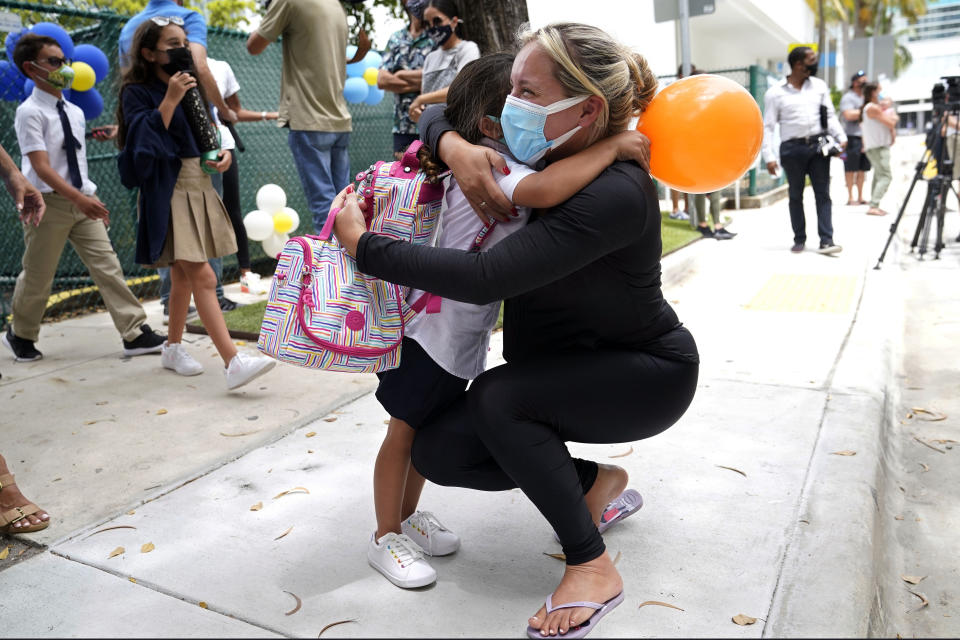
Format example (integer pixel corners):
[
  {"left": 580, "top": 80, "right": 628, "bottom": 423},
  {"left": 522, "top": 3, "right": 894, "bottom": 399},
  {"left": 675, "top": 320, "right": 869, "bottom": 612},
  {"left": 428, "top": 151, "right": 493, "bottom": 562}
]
[
  {"left": 411, "top": 348, "right": 698, "bottom": 565},
  {"left": 222, "top": 150, "right": 250, "bottom": 269}
]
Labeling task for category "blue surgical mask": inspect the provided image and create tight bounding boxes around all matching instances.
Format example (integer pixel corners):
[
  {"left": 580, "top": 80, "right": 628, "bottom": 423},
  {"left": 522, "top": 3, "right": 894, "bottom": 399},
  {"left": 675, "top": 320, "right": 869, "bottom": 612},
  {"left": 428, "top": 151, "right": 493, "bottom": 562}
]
[
  {"left": 498, "top": 94, "right": 588, "bottom": 165},
  {"left": 485, "top": 115, "right": 508, "bottom": 146}
]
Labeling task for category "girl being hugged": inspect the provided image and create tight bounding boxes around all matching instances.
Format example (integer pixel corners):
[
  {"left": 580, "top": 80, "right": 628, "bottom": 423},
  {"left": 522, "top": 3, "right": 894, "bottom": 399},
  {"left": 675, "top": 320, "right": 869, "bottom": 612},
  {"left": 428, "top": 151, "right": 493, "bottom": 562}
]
[
  {"left": 117, "top": 17, "right": 275, "bottom": 390},
  {"left": 364, "top": 53, "right": 650, "bottom": 589}
]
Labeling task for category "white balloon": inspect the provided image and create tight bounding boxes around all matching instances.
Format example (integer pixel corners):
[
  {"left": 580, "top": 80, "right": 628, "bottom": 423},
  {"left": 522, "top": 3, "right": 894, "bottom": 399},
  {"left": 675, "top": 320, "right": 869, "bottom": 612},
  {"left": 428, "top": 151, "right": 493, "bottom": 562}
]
[
  {"left": 280, "top": 206, "right": 300, "bottom": 234},
  {"left": 244, "top": 209, "right": 274, "bottom": 242},
  {"left": 261, "top": 232, "right": 290, "bottom": 259},
  {"left": 256, "top": 183, "right": 287, "bottom": 214}
]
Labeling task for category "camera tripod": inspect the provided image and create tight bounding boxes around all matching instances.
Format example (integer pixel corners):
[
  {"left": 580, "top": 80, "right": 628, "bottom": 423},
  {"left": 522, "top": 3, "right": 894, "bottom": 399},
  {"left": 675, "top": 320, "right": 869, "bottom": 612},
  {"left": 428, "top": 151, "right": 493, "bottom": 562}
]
[{"left": 875, "top": 82, "right": 960, "bottom": 269}]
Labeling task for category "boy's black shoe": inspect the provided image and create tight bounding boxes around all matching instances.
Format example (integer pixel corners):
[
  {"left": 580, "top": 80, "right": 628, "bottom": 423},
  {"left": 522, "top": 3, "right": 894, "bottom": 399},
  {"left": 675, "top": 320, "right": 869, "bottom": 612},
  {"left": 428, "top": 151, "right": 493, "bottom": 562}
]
[
  {"left": 698, "top": 226, "right": 715, "bottom": 238},
  {"left": 817, "top": 242, "right": 843, "bottom": 255},
  {"left": 791, "top": 243, "right": 805, "bottom": 253},
  {"left": 122, "top": 324, "right": 166, "bottom": 356},
  {"left": 219, "top": 296, "right": 242, "bottom": 312},
  {"left": 2, "top": 327, "right": 43, "bottom": 362},
  {"left": 714, "top": 228, "right": 737, "bottom": 240}
]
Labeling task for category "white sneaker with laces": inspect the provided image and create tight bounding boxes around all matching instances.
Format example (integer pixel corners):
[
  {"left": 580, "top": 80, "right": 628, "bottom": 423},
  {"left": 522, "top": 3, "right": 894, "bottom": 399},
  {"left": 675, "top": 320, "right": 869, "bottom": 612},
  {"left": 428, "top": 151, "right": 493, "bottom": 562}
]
[
  {"left": 224, "top": 351, "right": 276, "bottom": 390},
  {"left": 401, "top": 510, "right": 460, "bottom": 556},
  {"left": 161, "top": 342, "right": 204, "bottom": 376},
  {"left": 367, "top": 531, "right": 437, "bottom": 588}
]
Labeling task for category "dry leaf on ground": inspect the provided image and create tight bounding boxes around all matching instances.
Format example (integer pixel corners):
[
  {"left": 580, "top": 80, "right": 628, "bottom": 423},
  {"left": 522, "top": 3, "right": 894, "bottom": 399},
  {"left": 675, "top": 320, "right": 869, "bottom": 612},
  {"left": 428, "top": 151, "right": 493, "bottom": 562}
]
[
  {"left": 920, "top": 463, "right": 930, "bottom": 472},
  {"left": 274, "top": 487, "right": 310, "bottom": 499},
  {"left": 831, "top": 450, "right": 857, "bottom": 456},
  {"left": 319, "top": 619, "right": 357, "bottom": 637},
  {"left": 250, "top": 502, "right": 264, "bottom": 511},
  {"left": 609, "top": 446, "right": 633, "bottom": 458},
  {"left": 305, "top": 432, "right": 317, "bottom": 438},
  {"left": 141, "top": 542, "right": 155, "bottom": 553},
  {"left": 83, "top": 420, "right": 98, "bottom": 425},
  {"left": 901, "top": 575, "right": 926, "bottom": 585},
  {"left": 894, "top": 515, "right": 905, "bottom": 520},
  {"left": 275, "top": 526, "right": 293, "bottom": 540},
  {"left": 638, "top": 601, "right": 684, "bottom": 612},
  {"left": 108, "top": 546, "right": 124, "bottom": 558},
  {"left": 96, "top": 400, "right": 108, "bottom": 405},
  {"left": 911, "top": 408, "right": 947, "bottom": 421},
  {"left": 907, "top": 590, "right": 929, "bottom": 611},
  {"left": 156, "top": 409, "right": 168, "bottom": 415},
  {"left": 127, "top": 510, "right": 136, "bottom": 515},
  {"left": 85, "top": 525, "right": 137, "bottom": 539},
  {"left": 0, "top": 546, "right": 10, "bottom": 560},
  {"left": 913, "top": 436, "right": 946, "bottom": 454},
  {"left": 543, "top": 552, "right": 566, "bottom": 561},
  {"left": 323, "top": 416, "right": 337, "bottom": 422},
  {"left": 198, "top": 601, "right": 208, "bottom": 609},
  {"left": 128, "top": 577, "right": 136, "bottom": 583},
  {"left": 732, "top": 614, "right": 757, "bottom": 625},
  {"left": 219, "top": 429, "right": 261, "bottom": 437},
  {"left": 284, "top": 591, "right": 302, "bottom": 616},
  {"left": 715, "top": 464, "right": 747, "bottom": 477}
]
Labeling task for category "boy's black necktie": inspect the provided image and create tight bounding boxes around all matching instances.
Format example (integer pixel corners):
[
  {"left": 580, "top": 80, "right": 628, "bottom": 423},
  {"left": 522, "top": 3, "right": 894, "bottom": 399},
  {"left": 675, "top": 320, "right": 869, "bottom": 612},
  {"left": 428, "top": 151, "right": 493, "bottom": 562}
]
[{"left": 57, "top": 99, "right": 83, "bottom": 189}]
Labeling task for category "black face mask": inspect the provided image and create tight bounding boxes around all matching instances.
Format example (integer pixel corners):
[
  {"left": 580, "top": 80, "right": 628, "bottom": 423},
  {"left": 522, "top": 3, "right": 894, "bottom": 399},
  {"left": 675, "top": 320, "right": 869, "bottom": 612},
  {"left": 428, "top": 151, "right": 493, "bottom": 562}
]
[
  {"left": 427, "top": 23, "right": 453, "bottom": 46},
  {"left": 805, "top": 63, "right": 819, "bottom": 76},
  {"left": 160, "top": 46, "right": 194, "bottom": 76}
]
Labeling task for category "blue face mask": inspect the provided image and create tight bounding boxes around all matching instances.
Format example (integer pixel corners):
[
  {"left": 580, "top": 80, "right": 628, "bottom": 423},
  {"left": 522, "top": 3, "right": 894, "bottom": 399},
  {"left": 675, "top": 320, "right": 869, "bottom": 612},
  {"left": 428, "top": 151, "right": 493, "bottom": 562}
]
[{"left": 499, "top": 94, "right": 588, "bottom": 164}]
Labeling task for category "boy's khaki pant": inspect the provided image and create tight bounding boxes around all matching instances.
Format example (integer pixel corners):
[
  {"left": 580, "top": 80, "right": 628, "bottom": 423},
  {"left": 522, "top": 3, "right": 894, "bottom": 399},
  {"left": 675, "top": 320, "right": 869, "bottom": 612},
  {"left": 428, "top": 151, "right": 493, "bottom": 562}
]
[{"left": 11, "top": 192, "right": 146, "bottom": 342}]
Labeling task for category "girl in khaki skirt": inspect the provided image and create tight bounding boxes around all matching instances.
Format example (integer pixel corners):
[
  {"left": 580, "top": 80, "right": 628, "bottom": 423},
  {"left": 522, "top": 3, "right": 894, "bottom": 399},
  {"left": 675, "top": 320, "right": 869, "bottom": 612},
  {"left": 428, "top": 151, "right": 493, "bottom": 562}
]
[{"left": 117, "top": 17, "right": 274, "bottom": 390}]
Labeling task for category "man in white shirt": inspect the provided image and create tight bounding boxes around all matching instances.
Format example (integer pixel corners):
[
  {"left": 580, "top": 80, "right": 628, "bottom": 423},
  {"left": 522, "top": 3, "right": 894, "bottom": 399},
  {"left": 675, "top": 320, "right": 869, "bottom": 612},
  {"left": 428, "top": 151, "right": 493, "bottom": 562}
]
[
  {"left": 4, "top": 34, "right": 164, "bottom": 363},
  {"left": 762, "top": 46, "right": 847, "bottom": 255}
]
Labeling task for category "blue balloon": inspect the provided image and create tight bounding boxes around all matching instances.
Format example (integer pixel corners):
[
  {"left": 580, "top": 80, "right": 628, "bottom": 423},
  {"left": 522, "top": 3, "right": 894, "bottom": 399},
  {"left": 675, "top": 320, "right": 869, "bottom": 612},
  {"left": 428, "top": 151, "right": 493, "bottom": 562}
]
[
  {"left": 73, "top": 44, "right": 109, "bottom": 83},
  {"left": 343, "top": 76, "right": 369, "bottom": 103},
  {"left": 29, "top": 22, "right": 75, "bottom": 60},
  {"left": 362, "top": 50, "right": 383, "bottom": 70},
  {"left": 5, "top": 30, "right": 25, "bottom": 71},
  {"left": 23, "top": 78, "right": 35, "bottom": 95},
  {"left": 0, "top": 60, "right": 26, "bottom": 101},
  {"left": 67, "top": 87, "right": 103, "bottom": 120},
  {"left": 363, "top": 86, "right": 384, "bottom": 105}
]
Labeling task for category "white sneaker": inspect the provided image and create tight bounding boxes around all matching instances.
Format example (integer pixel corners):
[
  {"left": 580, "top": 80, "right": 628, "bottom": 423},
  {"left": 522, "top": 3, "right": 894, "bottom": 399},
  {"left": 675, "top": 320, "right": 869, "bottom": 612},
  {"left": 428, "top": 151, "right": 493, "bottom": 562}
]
[
  {"left": 161, "top": 342, "right": 204, "bottom": 376},
  {"left": 224, "top": 351, "right": 276, "bottom": 390},
  {"left": 240, "top": 272, "right": 267, "bottom": 294},
  {"left": 401, "top": 511, "right": 460, "bottom": 556},
  {"left": 367, "top": 531, "right": 437, "bottom": 588}
]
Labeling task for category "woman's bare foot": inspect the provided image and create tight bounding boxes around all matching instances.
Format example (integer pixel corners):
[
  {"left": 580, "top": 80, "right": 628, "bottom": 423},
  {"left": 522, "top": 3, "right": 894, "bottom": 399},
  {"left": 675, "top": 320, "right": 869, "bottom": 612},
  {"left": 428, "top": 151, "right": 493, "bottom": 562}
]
[
  {"left": 0, "top": 474, "right": 49, "bottom": 532},
  {"left": 584, "top": 464, "right": 627, "bottom": 527},
  {"left": 528, "top": 553, "right": 623, "bottom": 636}
]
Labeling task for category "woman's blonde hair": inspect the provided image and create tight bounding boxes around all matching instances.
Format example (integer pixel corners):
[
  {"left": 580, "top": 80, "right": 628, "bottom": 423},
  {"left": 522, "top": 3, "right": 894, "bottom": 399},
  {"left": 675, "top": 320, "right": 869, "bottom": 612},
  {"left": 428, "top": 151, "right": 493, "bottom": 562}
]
[{"left": 518, "top": 23, "right": 657, "bottom": 146}]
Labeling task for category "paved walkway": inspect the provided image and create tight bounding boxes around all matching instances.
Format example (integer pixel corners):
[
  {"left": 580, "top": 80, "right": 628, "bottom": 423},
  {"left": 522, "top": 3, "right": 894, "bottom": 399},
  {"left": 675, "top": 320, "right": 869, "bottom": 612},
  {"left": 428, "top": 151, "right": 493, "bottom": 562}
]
[{"left": 1, "top": 135, "right": 957, "bottom": 637}]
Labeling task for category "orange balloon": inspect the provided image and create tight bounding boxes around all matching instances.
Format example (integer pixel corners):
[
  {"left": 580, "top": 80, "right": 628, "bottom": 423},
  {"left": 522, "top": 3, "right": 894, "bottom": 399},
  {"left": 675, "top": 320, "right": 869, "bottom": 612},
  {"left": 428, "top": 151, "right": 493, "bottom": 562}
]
[{"left": 637, "top": 74, "right": 763, "bottom": 194}]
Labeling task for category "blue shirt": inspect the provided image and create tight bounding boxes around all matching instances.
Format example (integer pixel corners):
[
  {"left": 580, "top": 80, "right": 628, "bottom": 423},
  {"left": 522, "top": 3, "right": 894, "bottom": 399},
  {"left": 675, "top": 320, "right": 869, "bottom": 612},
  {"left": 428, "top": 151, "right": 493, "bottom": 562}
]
[{"left": 118, "top": 0, "right": 208, "bottom": 66}]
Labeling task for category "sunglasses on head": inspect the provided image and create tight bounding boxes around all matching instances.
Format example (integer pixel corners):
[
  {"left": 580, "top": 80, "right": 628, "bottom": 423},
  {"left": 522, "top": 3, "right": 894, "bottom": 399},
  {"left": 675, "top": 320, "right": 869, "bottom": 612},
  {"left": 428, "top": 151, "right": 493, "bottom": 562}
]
[{"left": 151, "top": 15, "right": 185, "bottom": 26}]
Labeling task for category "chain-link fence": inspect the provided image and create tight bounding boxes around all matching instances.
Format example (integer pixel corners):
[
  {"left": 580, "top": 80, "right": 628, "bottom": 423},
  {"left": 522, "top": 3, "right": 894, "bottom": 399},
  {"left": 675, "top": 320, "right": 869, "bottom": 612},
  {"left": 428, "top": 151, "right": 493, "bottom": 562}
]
[{"left": 0, "top": 0, "right": 393, "bottom": 320}]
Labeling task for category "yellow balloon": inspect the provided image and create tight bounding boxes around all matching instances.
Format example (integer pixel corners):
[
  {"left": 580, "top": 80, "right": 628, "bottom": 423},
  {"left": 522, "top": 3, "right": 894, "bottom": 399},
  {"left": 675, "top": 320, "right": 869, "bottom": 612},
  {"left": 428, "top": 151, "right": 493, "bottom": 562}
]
[
  {"left": 363, "top": 66, "right": 379, "bottom": 87},
  {"left": 71, "top": 61, "right": 96, "bottom": 92},
  {"left": 273, "top": 210, "right": 294, "bottom": 234}
]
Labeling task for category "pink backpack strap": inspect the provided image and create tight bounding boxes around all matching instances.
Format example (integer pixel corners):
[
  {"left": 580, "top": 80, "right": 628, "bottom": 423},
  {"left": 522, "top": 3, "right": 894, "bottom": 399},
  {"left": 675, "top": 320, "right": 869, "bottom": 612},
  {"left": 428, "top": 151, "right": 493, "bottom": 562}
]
[{"left": 317, "top": 207, "right": 340, "bottom": 241}]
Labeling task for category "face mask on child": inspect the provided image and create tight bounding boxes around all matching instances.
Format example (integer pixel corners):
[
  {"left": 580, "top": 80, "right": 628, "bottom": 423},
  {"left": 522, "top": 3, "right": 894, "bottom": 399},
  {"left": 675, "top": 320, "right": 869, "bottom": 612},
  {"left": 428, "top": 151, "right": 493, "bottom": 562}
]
[
  {"left": 160, "top": 46, "right": 194, "bottom": 76},
  {"left": 31, "top": 61, "right": 74, "bottom": 91},
  {"left": 426, "top": 23, "right": 453, "bottom": 46},
  {"left": 498, "top": 94, "right": 588, "bottom": 165}
]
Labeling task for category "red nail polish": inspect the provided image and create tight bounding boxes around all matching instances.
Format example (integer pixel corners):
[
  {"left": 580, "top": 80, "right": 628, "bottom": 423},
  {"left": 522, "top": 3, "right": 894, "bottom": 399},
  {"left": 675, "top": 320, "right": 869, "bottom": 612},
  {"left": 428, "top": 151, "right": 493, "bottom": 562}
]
[
  {"left": 346, "top": 184, "right": 353, "bottom": 193},
  {"left": 502, "top": 166, "right": 511, "bottom": 175},
  {"left": 511, "top": 207, "right": 518, "bottom": 217}
]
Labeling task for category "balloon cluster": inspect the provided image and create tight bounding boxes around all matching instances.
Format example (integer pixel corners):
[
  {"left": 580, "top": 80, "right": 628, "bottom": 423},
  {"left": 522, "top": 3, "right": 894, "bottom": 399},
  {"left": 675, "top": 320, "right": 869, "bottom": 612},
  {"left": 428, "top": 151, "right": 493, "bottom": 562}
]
[
  {"left": 343, "top": 45, "right": 384, "bottom": 105},
  {"left": 0, "top": 22, "right": 109, "bottom": 121},
  {"left": 244, "top": 184, "right": 300, "bottom": 259}
]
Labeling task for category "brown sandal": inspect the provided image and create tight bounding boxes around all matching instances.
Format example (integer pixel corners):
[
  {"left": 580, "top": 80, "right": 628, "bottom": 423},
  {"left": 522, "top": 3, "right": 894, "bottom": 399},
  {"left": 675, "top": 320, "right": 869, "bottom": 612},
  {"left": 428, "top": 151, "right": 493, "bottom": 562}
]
[{"left": 0, "top": 473, "right": 50, "bottom": 534}]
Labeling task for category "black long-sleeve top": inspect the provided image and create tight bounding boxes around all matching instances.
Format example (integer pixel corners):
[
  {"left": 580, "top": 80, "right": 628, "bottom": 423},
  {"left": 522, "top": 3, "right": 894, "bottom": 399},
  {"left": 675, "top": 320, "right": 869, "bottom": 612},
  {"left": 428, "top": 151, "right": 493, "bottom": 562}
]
[{"left": 356, "top": 109, "right": 698, "bottom": 365}]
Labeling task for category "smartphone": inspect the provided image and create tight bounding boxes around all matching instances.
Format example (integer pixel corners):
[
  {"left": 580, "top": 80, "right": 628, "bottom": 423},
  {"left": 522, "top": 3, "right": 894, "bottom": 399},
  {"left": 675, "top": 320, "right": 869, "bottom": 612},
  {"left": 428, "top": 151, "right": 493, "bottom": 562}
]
[{"left": 85, "top": 126, "right": 110, "bottom": 139}]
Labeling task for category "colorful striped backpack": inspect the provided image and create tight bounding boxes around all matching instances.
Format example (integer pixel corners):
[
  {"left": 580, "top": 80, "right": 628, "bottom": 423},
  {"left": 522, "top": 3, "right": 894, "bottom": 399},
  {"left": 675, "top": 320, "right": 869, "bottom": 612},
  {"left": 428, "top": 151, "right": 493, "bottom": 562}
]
[{"left": 257, "top": 141, "right": 446, "bottom": 373}]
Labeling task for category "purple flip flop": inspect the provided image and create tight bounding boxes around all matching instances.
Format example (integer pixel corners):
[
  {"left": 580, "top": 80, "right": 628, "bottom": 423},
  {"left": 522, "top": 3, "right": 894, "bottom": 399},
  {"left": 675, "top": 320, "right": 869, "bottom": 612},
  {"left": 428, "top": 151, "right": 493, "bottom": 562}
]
[
  {"left": 597, "top": 488, "right": 643, "bottom": 535},
  {"left": 526, "top": 590, "right": 625, "bottom": 639}
]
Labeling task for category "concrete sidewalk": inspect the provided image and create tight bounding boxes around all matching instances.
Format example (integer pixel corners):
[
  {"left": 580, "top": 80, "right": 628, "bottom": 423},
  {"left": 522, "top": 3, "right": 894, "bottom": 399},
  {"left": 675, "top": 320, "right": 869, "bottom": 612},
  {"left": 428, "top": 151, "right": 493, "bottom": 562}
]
[{"left": 2, "top": 135, "right": 957, "bottom": 638}]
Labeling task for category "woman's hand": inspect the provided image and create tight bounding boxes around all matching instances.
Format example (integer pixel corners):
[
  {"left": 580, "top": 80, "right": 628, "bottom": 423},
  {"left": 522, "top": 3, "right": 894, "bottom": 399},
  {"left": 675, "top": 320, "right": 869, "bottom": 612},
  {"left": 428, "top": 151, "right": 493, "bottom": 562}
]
[
  {"left": 164, "top": 71, "right": 197, "bottom": 104},
  {"left": 409, "top": 96, "right": 425, "bottom": 123},
  {"left": 609, "top": 130, "right": 651, "bottom": 171},
  {"left": 440, "top": 132, "right": 513, "bottom": 224},
  {"left": 208, "top": 149, "right": 232, "bottom": 173},
  {"left": 331, "top": 184, "right": 368, "bottom": 257}
]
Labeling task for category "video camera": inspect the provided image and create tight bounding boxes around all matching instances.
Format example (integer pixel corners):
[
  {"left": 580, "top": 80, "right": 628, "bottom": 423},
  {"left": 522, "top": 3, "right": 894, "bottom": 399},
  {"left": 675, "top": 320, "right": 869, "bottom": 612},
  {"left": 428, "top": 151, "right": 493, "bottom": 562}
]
[{"left": 932, "top": 76, "right": 960, "bottom": 114}]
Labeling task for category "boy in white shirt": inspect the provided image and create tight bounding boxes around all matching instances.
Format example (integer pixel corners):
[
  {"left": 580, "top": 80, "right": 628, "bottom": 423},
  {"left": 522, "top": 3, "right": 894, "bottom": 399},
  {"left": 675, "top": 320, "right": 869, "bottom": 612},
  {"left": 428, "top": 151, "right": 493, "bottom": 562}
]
[{"left": 4, "top": 34, "right": 164, "bottom": 363}]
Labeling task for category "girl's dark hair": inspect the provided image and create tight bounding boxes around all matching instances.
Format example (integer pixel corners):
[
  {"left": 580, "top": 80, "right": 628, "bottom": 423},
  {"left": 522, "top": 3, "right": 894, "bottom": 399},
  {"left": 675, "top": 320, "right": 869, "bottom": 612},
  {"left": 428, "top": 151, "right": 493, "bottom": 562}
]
[
  {"left": 425, "top": 0, "right": 467, "bottom": 40},
  {"left": 860, "top": 82, "right": 879, "bottom": 122},
  {"left": 115, "top": 20, "right": 209, "bottom": 149},
  {"left": 416, "top": 53, "right": 514, "bottom": 183}
]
